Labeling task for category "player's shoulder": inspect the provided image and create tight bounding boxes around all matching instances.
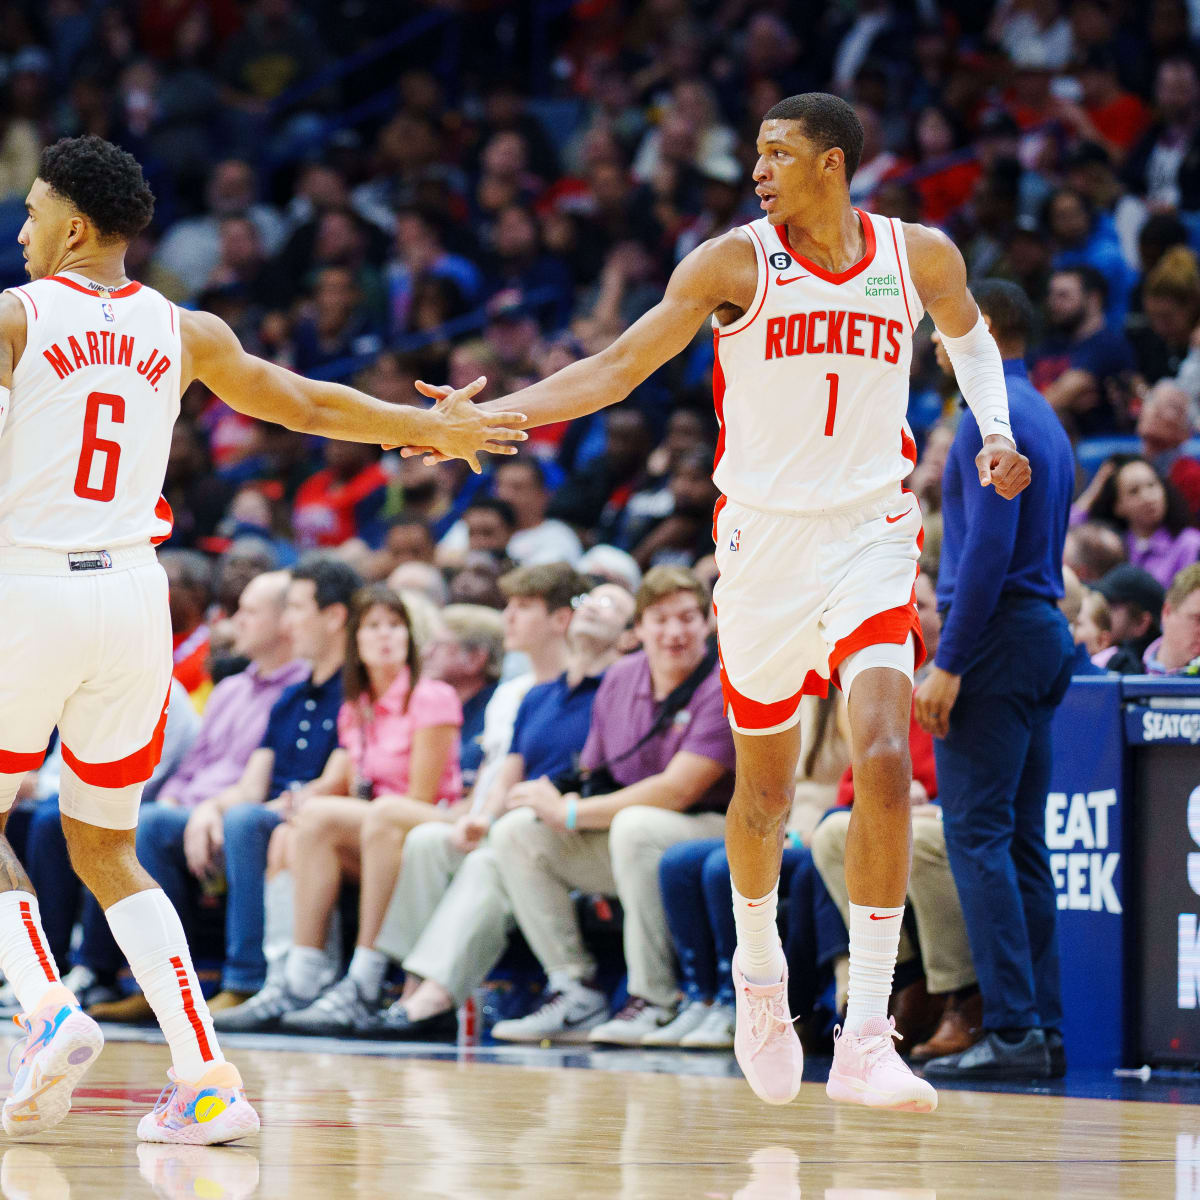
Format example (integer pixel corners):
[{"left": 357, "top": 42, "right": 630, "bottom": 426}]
[
  {"left": 669, "top": 224, "right": 758, "bottom": 309},
  {"left": 897, "top": 221, "right": 962, "bottom": 269},
  {"left": 897, "top": 221, "right": 966, "bottom": 297}
]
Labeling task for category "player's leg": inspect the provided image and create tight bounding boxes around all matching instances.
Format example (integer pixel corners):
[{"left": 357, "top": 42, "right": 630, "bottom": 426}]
[
  {"left": 59, "top": 789, "right": 258, "bottom": 1146},
  {"left": 824, "top": 647, "right": 936, "bottom": 1112},
  {"left": 0, "top": 567, "right": 105, "bottom": 1138},
  {"left": 0, "top": 792, "right": 106, "bottom": 1138},
  {"left": 58, "top": 559, "right": 257, "bottom": 1144},
  {"left": 726, "top": 725, "right": 807, "bottom": 1104}
]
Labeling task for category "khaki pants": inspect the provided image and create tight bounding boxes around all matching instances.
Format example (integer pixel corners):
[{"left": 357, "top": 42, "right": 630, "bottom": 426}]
[
  {"left": 809, "top": 808, "right": 976, "bottom": 995},
  {"left": 373, "top": 822, "right": 513, "bottom": 1006},
  {"left": 490, "top": 805, "right": 727, "bottom": 1009}
]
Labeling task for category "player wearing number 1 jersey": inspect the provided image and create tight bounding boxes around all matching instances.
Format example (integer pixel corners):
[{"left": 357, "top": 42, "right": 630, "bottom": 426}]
[
  {"left": 410, "top": 94, "right": 1031, "bottom": 1112},
  {"left": 0, "top": 135, "right": 525, "bottom": 1145}
]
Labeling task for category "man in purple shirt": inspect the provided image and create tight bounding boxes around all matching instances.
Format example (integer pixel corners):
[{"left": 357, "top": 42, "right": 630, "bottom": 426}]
[
  {"left": 490, "top": 566, "right": 736, "bottom": 1045},
  {"left": 84, "top": 570, "right": 306, "bottom": 1022}
]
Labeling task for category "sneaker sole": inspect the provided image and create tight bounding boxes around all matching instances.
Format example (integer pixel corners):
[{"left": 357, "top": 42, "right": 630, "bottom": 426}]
[
  {"left": 492, "top": 1023, "right": 603, "bottom": 1045},
  {"left": 138, "top": 1100, "right": 260, "bottom": 1146},
  {"left": 826, "top": 1070, "right": 938, "bottom": 1113},
  {"left": 677, "top": 1036, "right": 735, "bottom": 1050},
  {"left": 2, "top": 1012, "right": 104, "bottom": 1136}
]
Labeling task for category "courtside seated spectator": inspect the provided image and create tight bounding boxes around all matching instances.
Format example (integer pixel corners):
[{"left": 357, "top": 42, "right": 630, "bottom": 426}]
[
  {"left": 303, "top": 581, "right": 635, "bottom": 1040},
  {"left": 490, "top": 566, "right": 735, "bottom": 1046},
  {"left": 153, "top": 554, "right": 360, "bottom": 1015},
  {"left": 1092, "top": 564, "right": 1165, "bottom": 672},
  {"left": 220, "top": 585, "right": 462, "bottom": 1032},
  {"left": 423, "top": 605, "right": 505, "bottom": 791},
  {"left": 1132, "top": 563, "right": 1200, "bottom": 675}
]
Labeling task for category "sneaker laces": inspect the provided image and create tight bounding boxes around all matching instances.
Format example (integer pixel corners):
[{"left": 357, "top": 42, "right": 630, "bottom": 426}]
[
  {"left": 743, "top": 988, "right": 799, "bottom": 1059},
  {"left": 845, "top": 1021, "right": 905, "bottom": 1069},
  {"left": 614, "top": 997, "right": 650, "bottom": 1021}
]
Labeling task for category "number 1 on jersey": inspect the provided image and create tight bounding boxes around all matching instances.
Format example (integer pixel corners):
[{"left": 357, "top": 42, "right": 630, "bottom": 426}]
[
  {"left": 823, "top": 372, "right": 839, "bottom": 437},
  {"left": 74, "top": 391, "right": 124, "bottom": 502}
]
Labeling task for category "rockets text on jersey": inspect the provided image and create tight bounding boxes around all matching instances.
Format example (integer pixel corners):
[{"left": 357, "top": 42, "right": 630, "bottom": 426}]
[
  {"left": 711, "top": 209, "right": 923, "bottom": 514},
  {"left": 1, "top": 273, "right": 180, "bottom": 551}
]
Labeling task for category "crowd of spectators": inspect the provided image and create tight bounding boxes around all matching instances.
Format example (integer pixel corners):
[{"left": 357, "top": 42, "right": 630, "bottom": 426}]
[{"left": 7, "top": 0, "right": 1200, "bottom": 1059}]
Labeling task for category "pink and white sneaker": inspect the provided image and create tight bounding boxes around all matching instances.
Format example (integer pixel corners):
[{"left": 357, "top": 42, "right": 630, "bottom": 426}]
[
  {"left": 732, "top": 951, "right": 804, "bottom": 1105},
  {"left": 137, "top": 1062, "right": 259, "bottom": 1145},
  {"left": 826, "top": 1015, "right": 938, "bottom": 1112},
  {"left": 3, "top": 984, "right": 103, "bottom": 1136}
]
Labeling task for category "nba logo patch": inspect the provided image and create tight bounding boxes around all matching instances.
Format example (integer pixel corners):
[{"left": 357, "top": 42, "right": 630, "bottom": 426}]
[
  {"left": 729, "top": 528, "right": 741, "bottom": 552},
  {"left": 100, "top": 302, "right": 115, "bottom": 323}
]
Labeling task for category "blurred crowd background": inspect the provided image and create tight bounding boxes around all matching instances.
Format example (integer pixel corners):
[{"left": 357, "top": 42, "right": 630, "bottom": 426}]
[{"left": 6, "top": 0, "right": 1200, "bottom": 1053}]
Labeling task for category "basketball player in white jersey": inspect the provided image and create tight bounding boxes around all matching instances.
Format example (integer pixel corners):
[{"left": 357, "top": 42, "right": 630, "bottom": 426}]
[
  {"left": 0, "top": 135, "right": 525, "bottom": 1144},
  {"left": 410, "top": 94, "right": 1030, "bottom": 1111}
]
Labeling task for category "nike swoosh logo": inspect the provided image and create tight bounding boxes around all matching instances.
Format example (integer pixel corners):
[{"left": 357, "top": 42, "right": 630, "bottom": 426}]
[
  {"left": 746, "top": 900, "right": 768, "bottom": 908},
  {"left": 776, "top": 274, "right": 808, "bottom": 285},
  {"left": 869, "top": 912, "right": 901, "bottom": 920},
  {"left": 885, "top": 509, "right": 913, "bottom": 523}
]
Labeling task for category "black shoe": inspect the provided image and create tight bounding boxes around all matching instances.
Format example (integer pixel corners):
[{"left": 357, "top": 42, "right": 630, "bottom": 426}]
[
  {"left": 922, "top": 1029, "right": 1051, "bottom": 1080},
  {"left": 1045, "top": 1028, "right": 1067, "bottom": 1078},
  {"left": 355, "top": 1002, "right": 458, "bottom": 1042}
]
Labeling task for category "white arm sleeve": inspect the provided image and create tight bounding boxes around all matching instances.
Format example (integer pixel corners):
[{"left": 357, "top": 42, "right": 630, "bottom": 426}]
[{"left": 939, "top": 316, "right": 1015, "bottom": 446}]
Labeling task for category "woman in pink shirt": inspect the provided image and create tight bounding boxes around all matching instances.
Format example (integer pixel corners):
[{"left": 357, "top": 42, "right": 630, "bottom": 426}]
[{"left": 274, "top": 584, "right": 463, "bottom": 1025}]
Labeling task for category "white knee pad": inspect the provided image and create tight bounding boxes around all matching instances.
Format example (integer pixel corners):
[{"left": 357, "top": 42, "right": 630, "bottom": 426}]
[
  {"left": 840, "top": 634, "right": 915, "bottom": 701},
  {"left": 58, "top": 762, "right": 144, "bottom": 830}
]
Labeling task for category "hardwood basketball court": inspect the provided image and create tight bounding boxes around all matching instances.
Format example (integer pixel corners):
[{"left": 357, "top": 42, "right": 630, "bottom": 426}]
[{"left": 0, "top": 1029, "right": 1194, "bottom": 1199}]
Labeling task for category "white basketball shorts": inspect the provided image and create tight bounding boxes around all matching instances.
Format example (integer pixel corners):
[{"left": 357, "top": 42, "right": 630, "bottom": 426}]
[
  {"left": 712, "top": 485, "right": 925, "bottom": 736},
  {"left": 0, "top": 544, "right": 172, "bottom": 827}
]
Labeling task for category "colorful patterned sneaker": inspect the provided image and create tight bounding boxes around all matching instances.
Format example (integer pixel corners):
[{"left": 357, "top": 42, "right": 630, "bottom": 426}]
[
  {"left": 732, "top": 952, "right": 804, "bottom": 1105},
  {"left": 137, "top": 1063, "right": 260, "bottom": 1145},
  {"left": 2, "top": 984, "right": 104, "bottom": 1136},
  {"left": 826, "top": 1015, "right": 938, "bottom": 1113}
]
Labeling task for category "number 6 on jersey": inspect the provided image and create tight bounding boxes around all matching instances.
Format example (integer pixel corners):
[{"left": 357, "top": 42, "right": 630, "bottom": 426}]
[{"left": 74, "top": 391, "right": 124, "bottom": 502}]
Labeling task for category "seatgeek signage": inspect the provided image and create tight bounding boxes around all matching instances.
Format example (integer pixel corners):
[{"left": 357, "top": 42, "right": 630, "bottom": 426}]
[{"left": 1048, "top": 679, "right": 1126, "bottom": 1068}]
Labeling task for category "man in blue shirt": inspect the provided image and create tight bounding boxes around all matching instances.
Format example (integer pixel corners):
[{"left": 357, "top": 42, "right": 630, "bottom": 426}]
[{"left": 916, "top": 280, "right": 1076, "bottom": 1080}]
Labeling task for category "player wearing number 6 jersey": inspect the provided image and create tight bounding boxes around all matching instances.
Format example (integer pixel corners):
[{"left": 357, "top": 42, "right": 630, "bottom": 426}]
[
  {"left": 0, "top": 135, "right": 525, "bottom": 1145},
  {"left": 409, "top": 94, "right": 1031, "bottom": 1113}
]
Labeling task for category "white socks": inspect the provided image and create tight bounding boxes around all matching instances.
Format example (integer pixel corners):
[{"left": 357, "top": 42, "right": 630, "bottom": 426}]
[
  {"left": 284, "top": 945, "right": 328, "bottom": 1002},
  {"left": 105, "top": 888, "right": 225, "bottom": 1081},
  {"left": 347, "top": 946, "right": 387, "bottom": 1003},
  {"left": 732, "top": 882, "right": 787, "bottom": 986},
  {"left": 845, "top": 901, "right": 904, "bottom": 1034},
  {"left": 0, "top": 892, "right": 60, "bottom": 1012}
]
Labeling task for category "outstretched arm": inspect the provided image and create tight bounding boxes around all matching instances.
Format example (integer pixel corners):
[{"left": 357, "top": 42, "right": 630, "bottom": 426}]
[
  {"left": 905, "top": 224, "right": 1031, "bottom": 500},
  {"left": 180, "top": 309, "right": 526, "bottom": 472}
]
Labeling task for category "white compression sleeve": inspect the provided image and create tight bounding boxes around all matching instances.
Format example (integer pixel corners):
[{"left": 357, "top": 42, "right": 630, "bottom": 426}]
[{"left": 939, "top": 315, "right": 1015, "bottom": 446}]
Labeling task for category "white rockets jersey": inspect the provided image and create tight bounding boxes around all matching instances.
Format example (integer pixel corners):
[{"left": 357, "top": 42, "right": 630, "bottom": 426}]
[
  {"left": 712, "top": 209, "right": 923, "bottom": 513},
  {"left": 1, "top": 273, "right": 179, "bottom": 551}
]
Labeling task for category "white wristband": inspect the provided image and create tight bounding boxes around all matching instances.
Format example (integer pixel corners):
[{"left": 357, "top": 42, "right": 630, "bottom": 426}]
[{"left": 939, "top": 316, "right": 1014, "bottom": 447}]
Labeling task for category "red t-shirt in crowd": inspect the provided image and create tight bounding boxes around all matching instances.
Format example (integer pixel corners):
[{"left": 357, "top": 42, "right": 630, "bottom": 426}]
[{"left": 292, "top": 463, "right": 390, "bottom": 549}]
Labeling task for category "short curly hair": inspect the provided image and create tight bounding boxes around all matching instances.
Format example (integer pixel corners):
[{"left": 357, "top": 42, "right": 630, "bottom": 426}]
[{"left": 38, "top": 136, "right": 154, "bottom": 242}]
